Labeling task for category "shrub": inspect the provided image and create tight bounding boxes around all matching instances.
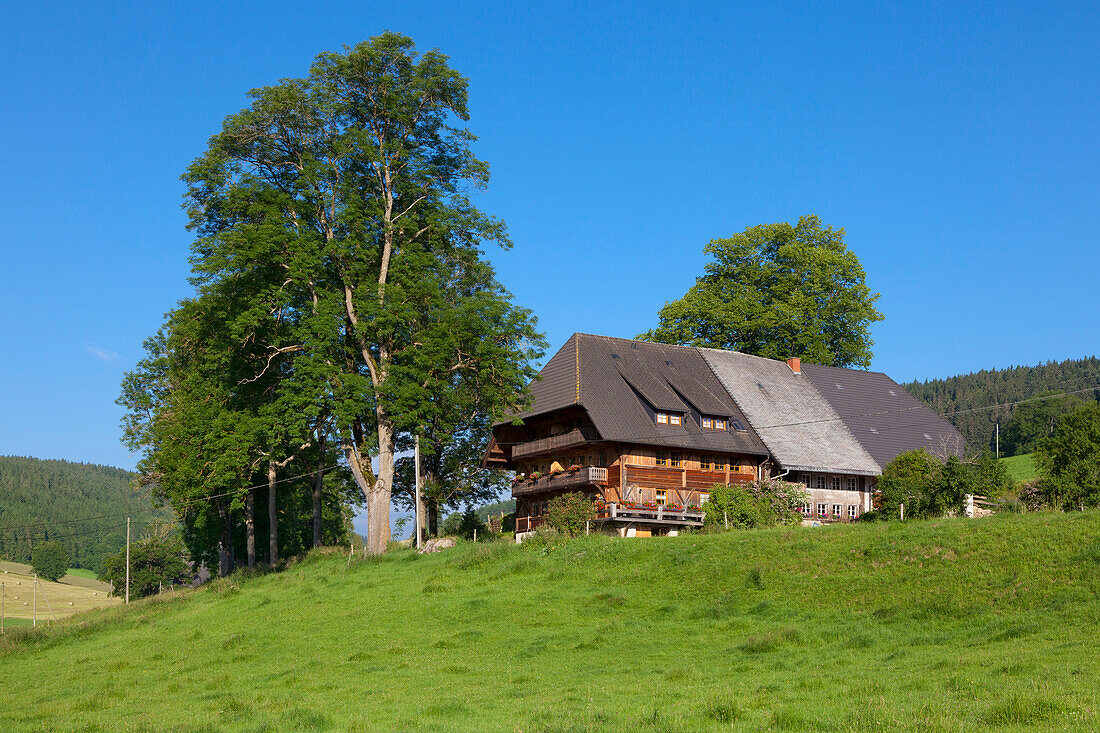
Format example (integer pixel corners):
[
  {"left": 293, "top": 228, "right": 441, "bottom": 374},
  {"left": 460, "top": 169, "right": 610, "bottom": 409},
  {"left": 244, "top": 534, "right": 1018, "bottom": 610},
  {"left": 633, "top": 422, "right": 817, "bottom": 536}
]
[
  {"left": 31, "top": 541, "right": 71, "bottom": 582},
  {"left": 702, "top": 478, "right": 807, "bottom": 530},
  {"left": 877, "top": 449, "right": 1011, "bottom": 520},
  {"left": 544, "top": 492, "right": 596, "bottom": 536}
]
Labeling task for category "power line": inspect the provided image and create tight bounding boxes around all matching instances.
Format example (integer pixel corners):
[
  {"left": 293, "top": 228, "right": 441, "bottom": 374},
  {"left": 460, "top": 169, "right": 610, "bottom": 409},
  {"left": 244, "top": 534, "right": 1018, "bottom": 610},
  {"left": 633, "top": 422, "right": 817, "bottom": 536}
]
[{"left": 0, "top": 464, "right": 341, "bottom": 534}]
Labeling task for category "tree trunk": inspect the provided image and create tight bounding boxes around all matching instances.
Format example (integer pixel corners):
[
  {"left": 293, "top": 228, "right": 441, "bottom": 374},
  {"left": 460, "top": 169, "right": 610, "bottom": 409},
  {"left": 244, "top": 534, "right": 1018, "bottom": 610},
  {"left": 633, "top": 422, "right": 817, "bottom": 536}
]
[
  {"left": 365, "top": 418, "right": 395, "bottom": 555},
  {"left": 268, "top": 462, "right": 278, "bottom": 568},
  {"left": 313, "top": 432, "right": 325, "bottom": 548},
  {"left": 427, "top": 498, "right": 440, "bottom": 538},
  {"left": 217, "top": 501, "right": 231, "bottom": 577},
  {"left": 245, "top": 489, "right": 256, "bottom": 569}
]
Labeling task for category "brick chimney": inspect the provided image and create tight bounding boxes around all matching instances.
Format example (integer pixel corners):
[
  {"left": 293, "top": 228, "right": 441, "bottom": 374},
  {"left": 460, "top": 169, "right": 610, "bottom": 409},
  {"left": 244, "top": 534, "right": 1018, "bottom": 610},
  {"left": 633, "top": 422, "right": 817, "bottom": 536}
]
[{"left": 787, "top": 357, "right": 801, "bottom": 375}]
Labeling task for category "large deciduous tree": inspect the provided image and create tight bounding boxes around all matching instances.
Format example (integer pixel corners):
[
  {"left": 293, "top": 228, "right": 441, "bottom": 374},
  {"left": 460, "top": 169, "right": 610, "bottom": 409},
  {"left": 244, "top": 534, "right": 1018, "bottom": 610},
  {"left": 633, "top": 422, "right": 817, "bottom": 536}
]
[
  {"left": 638, "top": 215, "right": 883, "bottom": 368},
  {"left": 126, "top": 33, "right": 542, "bottom": 558}
]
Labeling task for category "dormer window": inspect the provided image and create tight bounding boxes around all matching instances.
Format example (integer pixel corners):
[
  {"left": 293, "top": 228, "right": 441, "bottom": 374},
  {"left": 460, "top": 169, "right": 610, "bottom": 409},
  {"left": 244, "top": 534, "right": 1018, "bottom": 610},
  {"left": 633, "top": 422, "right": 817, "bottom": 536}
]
[
  {"left": 655, "top": 411, "right": 682, "bottom": 426},
  {"left": 701, "top": 416, "right": 727, "bottom": 430}
]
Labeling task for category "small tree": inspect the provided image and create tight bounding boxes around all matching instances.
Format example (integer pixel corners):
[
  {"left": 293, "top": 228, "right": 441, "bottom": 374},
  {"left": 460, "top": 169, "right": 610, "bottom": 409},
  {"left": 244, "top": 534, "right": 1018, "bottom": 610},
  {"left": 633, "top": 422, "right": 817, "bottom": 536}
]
[
  {"left": 544, "top": 492, "right": 597, "bottom": 536},
  {"left": 440, "top": 507, "right": 487, "bottom": 540},
  {"left": 876, "top": 449, "right": 940, "bottom": 519},
  {"left": 31, "top": 541, "right": 70, "bottom": 582},
  {"left": 1035, "top": 402, "right": 1100, "bottom": 510},
  {"left": 101, "top": 533, "right": 191, "bottom": 599}
]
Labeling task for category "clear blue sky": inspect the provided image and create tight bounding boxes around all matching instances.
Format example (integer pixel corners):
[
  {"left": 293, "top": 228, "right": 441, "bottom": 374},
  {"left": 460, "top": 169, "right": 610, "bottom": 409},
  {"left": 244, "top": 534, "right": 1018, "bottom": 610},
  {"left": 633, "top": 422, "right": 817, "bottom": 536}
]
[{"left": 2, "top": 1, "right": 1098, "bottom": 476}]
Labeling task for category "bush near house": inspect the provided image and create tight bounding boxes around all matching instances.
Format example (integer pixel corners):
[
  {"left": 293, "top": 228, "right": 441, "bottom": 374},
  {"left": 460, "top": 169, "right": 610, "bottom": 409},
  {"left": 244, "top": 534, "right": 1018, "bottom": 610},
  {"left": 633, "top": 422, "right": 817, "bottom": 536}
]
[
  {"left": 875, "top": 450, "right": 1013, "bottom": 519},
  {"left": 703, "top": 478, "right": 807, "bottom": 530},
  {"left": 544, "top": 492, "right": 597, "bottom": 536}
]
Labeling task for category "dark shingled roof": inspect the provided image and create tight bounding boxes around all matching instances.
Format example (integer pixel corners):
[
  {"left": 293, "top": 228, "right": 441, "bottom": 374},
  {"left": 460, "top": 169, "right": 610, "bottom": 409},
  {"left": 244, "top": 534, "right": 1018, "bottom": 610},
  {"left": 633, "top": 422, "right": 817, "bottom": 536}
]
[
  {"left": 509, "top": 334, "right": 770, "bottom": 456},
  {"left": 801, "top": 363, "right": 966, "bottom": 467},
  {"left": 504, "top": 333, "right": 965, "bottom": 474}
]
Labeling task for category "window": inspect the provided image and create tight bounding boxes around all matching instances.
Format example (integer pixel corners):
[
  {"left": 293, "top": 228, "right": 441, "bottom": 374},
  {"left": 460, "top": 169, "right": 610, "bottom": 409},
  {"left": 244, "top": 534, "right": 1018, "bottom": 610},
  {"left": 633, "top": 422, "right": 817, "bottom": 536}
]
[
  {"left": 715, "top": 419, "right": 727, "bottom": 430},
  {"left": 656, "top": 451, "right": 669, "bottom": 467},
  {"left": 715, "top": 459, "right": 727, "bottom": 471},
  {"left": 701, "top": 417, "right": 713, "bottom": 429},
  {"left": 816, "top": 475, "right": 826, "bottom": 489},
  {"left": 831, "top": 476, "right": 841, "bottom": 491},
  {"left": 817, "top": 503, "right": 827, "bottom": 516},
  {"left": 848, "top": 505, "right": 857, "bottom": 519},
  {"left": 656, "top": 489, "right": 667, "bottom": 505},
  {"left": 731, "top": 419, "right": 746, "bottom": 432},
  {"left": 656, "top": 412, "right": 668, "bottom": 425},
  {"left": 596, "top": 453, "right": 606, "bottom": 467},
  {"left": 670, "top": 453, "right": 682, "bottom": 468},
  {"left": 832, "top": 504, "right": 842, "bottom": 517},
  {"left": 802, "top": 502, "right": 812, "bottom": 515},
  {"left": 669, "top": 414, "right": 682, "bottom": 426},
  {"left": 699, "top": 492, "right": 710, "bottom": 505},
  {"left": 847, "top": 477, "right": 857, "bottom": 492}
]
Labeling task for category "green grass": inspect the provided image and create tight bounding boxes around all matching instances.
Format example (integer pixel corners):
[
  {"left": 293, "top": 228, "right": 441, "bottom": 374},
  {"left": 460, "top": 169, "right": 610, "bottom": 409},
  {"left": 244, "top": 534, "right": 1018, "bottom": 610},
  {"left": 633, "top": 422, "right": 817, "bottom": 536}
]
[
  {"left": 64, "top": 568, "right": 99, "bottom": 580},
  {"left": 2, "top": 511, "right": 1100, "bottom": 731},
  {"left": 1002, "top": 453, "right": 1040, "bottom": 483}
]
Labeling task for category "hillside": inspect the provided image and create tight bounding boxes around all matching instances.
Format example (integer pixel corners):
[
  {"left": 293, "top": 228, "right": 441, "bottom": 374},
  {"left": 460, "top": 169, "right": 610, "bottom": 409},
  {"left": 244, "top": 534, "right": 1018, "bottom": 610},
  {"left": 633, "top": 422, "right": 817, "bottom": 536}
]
[
  {"left": 2, "top": 511, "right": 1099, "bottom": 731},
  {"left": 0, "top": 456, "right": 166, "bottom": 573},
  {"left": 904, "top": 355, "right": 1100, "bottom": 453}
]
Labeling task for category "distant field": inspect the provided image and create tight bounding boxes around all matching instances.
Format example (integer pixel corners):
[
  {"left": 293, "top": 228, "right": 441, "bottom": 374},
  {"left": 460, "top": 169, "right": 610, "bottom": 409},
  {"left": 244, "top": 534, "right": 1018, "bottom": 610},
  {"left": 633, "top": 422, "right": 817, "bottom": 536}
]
[
  {"left": 2, "top": 511, "right": 1100, "bottom": 731},
  {"left": 1001, "top": 453, "right": 1040, "bottom": 483},
  {"left": 0, "top": 561, "right": 119, "bottom": 622},
  {"left": 64, "top": 568, "right": 98, "bottom": 580}
]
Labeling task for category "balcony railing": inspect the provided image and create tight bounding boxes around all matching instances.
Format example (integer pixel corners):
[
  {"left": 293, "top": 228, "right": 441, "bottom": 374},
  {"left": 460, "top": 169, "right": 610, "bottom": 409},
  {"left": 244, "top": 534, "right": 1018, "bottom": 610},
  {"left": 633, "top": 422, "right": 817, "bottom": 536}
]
[
  {"left": 511, "top": 466, "right": 608, "bottom": 496},
  {"left": 596, "top": 503, "right": 705, "bottom": 526},
  {"left": 510, "top": 427, "right": 601, "bottom": 460},
  {"left": 515, "top": 515, "right": 544, "bottom": 533}
]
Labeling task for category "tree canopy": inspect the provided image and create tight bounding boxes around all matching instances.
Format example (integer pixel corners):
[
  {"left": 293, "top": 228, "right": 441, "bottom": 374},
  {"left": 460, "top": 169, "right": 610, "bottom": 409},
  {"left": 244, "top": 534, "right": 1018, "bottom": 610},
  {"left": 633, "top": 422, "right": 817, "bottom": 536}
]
[
  {"left": 1035, "top": 402, "right": 1100, "bottom": 510},
  {"left": 31, "top": 540, "right": 70, "bottom": 582},
  {"left": 639, "top": 216, "right": 883, "bottom": 368}
]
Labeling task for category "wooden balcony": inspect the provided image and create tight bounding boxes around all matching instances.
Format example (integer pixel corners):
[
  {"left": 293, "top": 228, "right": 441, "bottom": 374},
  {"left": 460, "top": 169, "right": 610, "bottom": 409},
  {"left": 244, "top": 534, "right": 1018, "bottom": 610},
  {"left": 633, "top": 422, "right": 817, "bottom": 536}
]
[
  {"left": 511, "top": 466, "right": 608, "bottom": 496},
  {"left": 510, "top": 427, "right": 602, "bottom": 460},
  {"left": 596, "top": 503, "right": 706, "bottom": 527}
]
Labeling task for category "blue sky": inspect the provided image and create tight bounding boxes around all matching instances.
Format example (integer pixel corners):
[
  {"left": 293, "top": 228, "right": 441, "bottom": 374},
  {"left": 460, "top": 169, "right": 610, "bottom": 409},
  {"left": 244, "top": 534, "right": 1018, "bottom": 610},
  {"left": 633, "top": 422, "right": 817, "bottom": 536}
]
[{"left": 2, "top": 1, "right": 1098, "bottom": 483}]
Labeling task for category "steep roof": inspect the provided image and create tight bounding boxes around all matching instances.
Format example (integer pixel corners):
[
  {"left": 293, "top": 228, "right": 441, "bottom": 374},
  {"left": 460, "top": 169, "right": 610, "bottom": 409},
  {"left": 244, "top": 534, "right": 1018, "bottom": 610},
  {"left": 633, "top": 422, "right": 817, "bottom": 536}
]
[
  {"left": 504, "top": 332, "right": 965, "bottom": 476},
  {"left": 802, "top": 363, "right": 966, "bottom": 467},
  {"left": 510, "top": 334, "right": 770, "bottom": 456},
  {"left": 700, "top": 349, "right": 882, "bottom": 476}
]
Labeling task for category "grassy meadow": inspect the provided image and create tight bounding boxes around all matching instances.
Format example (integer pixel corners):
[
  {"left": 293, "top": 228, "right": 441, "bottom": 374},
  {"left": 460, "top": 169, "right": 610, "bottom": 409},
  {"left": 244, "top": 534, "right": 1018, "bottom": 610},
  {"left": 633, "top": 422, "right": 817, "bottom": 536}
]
[
  {"left": 1001, "top": 454, "right": 1040, "bottom": 484},
  {"left": 2, "top": 511, "right": 1100, "bottom": 731}
]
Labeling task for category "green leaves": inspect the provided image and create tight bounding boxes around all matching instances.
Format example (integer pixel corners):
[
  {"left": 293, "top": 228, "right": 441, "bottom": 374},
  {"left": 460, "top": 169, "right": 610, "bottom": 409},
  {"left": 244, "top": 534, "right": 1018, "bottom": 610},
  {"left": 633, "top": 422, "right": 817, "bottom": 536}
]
[{"left": 639, "top": 215, "right": 883, "bottom": 368}]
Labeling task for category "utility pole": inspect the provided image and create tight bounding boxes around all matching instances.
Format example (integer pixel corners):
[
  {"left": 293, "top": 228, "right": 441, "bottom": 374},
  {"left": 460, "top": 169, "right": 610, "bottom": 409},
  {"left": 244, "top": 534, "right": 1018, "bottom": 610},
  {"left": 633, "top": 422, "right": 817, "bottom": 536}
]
[
  {"left": 32, "top": 574, "right": 37, "bottom": 628},
  {"left": 996, "top": 423, "right": 1000, "bottom": 459},
  {"left": 1, "top": 581, "right": 4, "bottom": 634},
  {"left": 125, "top": 516, "right": 131, "bottom": 604},
  {"left": 414, "top": 433, "right": 422, "bottom": 550}
]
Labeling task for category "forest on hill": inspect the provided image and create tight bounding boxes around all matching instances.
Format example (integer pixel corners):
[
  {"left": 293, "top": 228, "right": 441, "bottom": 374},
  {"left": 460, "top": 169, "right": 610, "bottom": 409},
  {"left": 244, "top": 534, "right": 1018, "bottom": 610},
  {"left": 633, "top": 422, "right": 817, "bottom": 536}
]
[
  {"left": 0, "top": 456, "right": 166, "bottom": 573},
  {"left": 904, "top": 355, "right": 1100, "bottom": 456}
]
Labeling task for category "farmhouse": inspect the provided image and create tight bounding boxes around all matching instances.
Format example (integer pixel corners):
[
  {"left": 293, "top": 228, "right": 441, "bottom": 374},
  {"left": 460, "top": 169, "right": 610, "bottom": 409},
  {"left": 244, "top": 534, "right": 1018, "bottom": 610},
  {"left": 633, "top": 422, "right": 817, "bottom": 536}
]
[{"left": 484, "top": 334, "right": 964, "bottom": 538}]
